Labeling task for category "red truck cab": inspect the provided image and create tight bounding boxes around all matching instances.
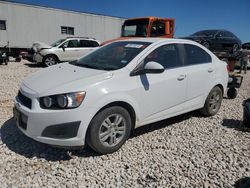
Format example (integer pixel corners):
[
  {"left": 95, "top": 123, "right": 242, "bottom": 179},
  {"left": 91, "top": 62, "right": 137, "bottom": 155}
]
[{"left": 102, "top": 17, "right": 175, "bottom": 45}]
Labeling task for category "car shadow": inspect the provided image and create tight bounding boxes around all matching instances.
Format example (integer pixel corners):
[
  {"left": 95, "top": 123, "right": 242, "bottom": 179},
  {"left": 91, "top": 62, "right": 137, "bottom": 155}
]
[
  {"left": 0, "top": 118, "right": 99, "bottom": 161},
  {"left": 24, "top": 63, "right": 43, "bottom": 68},
  {"left": 234, "top": 177, "right": 250, "bottom": 188},
  {"left": 131, "top": 111, "right": 195, "bottom": 139},
  {"left": 0, "top": 111, "right": 200, "bottom": 161}
]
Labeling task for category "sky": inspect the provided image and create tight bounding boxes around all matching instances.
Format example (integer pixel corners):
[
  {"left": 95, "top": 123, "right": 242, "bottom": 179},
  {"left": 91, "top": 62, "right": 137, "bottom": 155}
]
[{"left": 10, "top": 0, "right": 250, "bottom": 42}]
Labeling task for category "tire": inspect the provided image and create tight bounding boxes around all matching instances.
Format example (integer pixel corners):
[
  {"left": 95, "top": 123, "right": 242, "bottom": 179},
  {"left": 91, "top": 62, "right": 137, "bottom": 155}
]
[
  {"left": 201, "top": 41, "right": 210, "bottom": 49},
  {"left": 86, "top": 106, "right": 132, "bottom": 154},
  {"left": 232, "top": 43, "right": 240, "bottom": 54},
  {"left": 43, "top": 55, "right": 58, "bottom": 67},
  {"left": 15, "top": 57, "right": 21, "bottom": 62},
  {"left": 227, "top": 88, "right": 238, "bottom": 99},
  {"left": 200, "top": 86, "right": 223, "bottom": 117}
]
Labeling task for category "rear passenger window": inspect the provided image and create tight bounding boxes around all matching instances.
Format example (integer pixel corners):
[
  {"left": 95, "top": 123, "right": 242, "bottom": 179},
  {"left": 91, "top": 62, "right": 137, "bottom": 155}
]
[
  {"left": 79, "top": 40, "right": 92, "bottom": 47},
  {"left": 92, "top": 41, "right": 100, "bottom": 47},
  {"left": 79, "top": 40, "right": 99, "bottom": 47},
  {"left": 144, "top": 44, "right": 182, "bottom": 69},
  {"left": 184, "top": 44, "right": 212, "bottom": 65}
]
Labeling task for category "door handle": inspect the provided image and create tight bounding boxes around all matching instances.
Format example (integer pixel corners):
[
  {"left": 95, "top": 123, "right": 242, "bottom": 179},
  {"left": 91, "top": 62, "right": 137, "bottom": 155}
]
[
  {"left": 208, "top": 68, "right": 214, "bottom": 73},
  {"left": 177, "top": 75, "right": 186, "bottom": 81}
]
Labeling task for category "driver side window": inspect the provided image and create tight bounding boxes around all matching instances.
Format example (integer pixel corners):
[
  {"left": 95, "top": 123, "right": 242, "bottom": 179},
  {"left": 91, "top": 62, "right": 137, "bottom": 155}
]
[
  {"left": 144, "top": 44, "right": 182, "bottom": 69},
  {"left": 61, "top": 40, "right": 79, "bottom": 48}
]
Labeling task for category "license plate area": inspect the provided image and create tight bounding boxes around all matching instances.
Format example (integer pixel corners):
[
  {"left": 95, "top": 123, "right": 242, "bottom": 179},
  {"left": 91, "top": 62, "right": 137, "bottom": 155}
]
[{"left": 13, "top": 107, "right": 28, "bottom": 130}]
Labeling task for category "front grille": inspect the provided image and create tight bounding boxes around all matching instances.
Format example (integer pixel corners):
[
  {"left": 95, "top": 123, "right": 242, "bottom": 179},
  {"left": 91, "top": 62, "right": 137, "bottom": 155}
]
[{"left": 18, "top": 91, "right": 32, "bottom": 109}]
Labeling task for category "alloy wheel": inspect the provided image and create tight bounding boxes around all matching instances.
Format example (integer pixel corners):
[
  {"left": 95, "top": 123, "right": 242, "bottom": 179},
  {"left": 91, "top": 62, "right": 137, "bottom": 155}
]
[
  {"left": 45, "top": 57, "right": 56, "bottom": 66},
  {"left": 99, "top": 114, "right": 126, "bottom": 147},
  {"left": 208, "top": 91, "right": 221, "bottom": 112}
]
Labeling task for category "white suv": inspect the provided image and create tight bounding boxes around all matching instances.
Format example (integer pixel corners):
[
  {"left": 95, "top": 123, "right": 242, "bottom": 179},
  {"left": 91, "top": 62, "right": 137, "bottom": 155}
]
[
  {"left": 33, "top": 37, "right": 100, "bottom": 66},
  {"left": 14, "top": 38, "right": 228, "bottom": 154}
]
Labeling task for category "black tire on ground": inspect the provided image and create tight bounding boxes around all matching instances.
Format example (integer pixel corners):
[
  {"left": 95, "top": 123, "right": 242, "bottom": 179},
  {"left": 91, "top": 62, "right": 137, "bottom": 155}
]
[
  {"left": 15, "top": 57, "right": 21, "bottom": 62},
  {"left": 5, "top": 60, "right": 8, "bottom": 65},
  {"left": 227, "top": 88, "right": 238, "bottom": 99},
  {"left": 42, "top": 54, "right": 58, "bottom": 67},
  {"left": 86, "top": 106, "right": 132, "bottom": 154},
  {"left": 200, "top": 86, "right": 223, "bottom": 117}
]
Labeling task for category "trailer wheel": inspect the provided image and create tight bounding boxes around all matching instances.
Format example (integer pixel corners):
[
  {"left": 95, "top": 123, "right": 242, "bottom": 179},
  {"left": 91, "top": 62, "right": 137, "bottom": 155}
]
[
  {"left": 15, "top": 57, "right": 21, "bottom": 62},
  {"left": 227, "top": 88, "right": 237, "bottom": 99}
]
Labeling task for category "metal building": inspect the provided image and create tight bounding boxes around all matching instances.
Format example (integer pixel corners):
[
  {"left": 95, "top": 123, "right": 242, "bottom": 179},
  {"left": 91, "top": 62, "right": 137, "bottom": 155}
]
[{"left": 0, "top": 1, "right": 125, "bottom": 49}]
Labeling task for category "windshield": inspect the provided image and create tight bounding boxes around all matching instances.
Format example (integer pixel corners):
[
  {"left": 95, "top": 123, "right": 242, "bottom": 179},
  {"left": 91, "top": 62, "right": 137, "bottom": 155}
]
[
  {"left": 51, "top": 39, "right": 66, "bottom": 47},
  {"left": 191, "top": 30, "right": 218, "bottom": 37},
  {"left": 121, "top": 19, "right": 149, "bottom": 37},
  {"left": 74, "top": 41, "right": 151, "bottom": 71}
]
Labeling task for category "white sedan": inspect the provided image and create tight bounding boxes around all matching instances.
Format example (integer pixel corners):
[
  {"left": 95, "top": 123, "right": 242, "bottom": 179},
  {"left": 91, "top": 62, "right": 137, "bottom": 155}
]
[{"left": 13, "top": 38, "right": 228, "bottom": 154}]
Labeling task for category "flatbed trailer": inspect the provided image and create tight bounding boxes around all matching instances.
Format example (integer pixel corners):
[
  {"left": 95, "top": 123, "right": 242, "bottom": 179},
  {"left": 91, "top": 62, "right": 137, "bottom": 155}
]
[{"left": 214, "top": 51, "right": 243, "bottom": 99}]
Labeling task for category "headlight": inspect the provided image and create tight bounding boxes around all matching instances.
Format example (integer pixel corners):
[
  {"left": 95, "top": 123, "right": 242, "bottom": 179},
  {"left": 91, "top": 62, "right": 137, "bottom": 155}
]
[
  {"left": 40, "top": 91, "right": 86, "bottom": 109},
  {"left": 43, "top": 96, "right": 53, "bottom": 108}
]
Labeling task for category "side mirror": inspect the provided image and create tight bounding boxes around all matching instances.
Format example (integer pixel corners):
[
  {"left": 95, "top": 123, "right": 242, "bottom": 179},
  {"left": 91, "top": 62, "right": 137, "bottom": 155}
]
[
  {"left": 130, "top": 61, "right": 164, "bottom": 76},
  {"left": 62, "top": 45, "right": 65, "bottom": 51}
]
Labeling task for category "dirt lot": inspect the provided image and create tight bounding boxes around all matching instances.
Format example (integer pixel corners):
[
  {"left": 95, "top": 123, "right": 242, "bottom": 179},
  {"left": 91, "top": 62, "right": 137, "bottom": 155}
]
[{"left": 0, "top": 60, "right": 250, "bottom": 187}]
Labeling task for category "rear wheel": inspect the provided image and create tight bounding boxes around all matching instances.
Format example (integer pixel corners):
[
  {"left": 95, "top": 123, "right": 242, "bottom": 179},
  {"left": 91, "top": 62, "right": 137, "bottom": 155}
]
[
  {"left": 232, "top": 43, "right": 240, "bottom": 54},
  {"left": 43, "top": 55, "right": 58, "bottom": 67},
  {"left": 200, "top": 86, "right": 223, "bottom": 116},
  {"left": 86, "top": 106, "right": 132, "bottom": 154},
  {"left": 201, "top": 41, "right": 210, "bottom": 49}
]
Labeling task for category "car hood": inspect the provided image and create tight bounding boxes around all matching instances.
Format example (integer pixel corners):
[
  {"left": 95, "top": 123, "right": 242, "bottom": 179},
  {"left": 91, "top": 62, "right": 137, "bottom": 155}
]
[
  {"left": 22, "top": 63, "right": 113, "bottom": 96},
  {"left": 32, "top": 41, "right": 51, "bottom": 52}
]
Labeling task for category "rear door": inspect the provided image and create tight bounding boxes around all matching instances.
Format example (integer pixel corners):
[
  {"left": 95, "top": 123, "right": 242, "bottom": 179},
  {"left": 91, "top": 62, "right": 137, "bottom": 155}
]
[
  {"left": 78, "top": 40, "right": 99, "bottom": 58},
  {"left": 182, "top": 44, "right": 215, "bottom": 107}
]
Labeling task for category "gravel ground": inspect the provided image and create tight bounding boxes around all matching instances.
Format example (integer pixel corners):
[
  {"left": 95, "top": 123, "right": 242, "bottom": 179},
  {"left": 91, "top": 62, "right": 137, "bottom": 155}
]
[{"left": 0, "top": 60, "right": 250, "bottom": 187}]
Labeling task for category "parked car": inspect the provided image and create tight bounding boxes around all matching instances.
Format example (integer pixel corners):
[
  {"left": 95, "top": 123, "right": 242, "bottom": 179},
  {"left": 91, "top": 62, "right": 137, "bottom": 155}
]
[
  {"left": 183, "top": 29, "right": 242, "bottom": 55},
  {"left": 13, "top": 38, "right": 228, "bottom": 154},
  {"left": 33, "top": 37, "right": 100, "bottom": 66}
]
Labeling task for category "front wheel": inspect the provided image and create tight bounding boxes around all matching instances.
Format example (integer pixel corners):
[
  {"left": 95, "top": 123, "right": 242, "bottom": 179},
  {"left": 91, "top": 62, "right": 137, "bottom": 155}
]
[
  {"left": 200, "top": 86, "right": 223, "bottom": 116},
  {"left": 86, "top": 106, "right": 132, "bottom": 154},
  {"left": 43, "top": 55, "right": 58, "bottom": 67}
]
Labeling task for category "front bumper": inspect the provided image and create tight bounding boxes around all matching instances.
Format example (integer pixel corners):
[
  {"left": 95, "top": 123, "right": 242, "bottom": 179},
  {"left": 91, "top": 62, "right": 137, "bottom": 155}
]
[{"left": 13, "top": 92, "right": 95, "bottom": 147}]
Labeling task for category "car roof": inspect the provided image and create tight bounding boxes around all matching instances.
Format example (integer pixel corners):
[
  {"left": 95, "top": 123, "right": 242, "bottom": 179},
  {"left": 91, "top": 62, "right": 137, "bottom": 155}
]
[
  {"left": 65, "top": 37, "right": 98, "bottom": 41},
  {"left": 118, "top": 37, "right": 198, "bottom": 45}
]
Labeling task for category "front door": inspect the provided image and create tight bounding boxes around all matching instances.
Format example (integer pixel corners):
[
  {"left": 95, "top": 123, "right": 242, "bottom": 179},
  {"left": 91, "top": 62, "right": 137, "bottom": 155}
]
[
  {"left": 59, "top": 39, "right": 80, "bottom": 61},
  {"left": 133, "top": 43, "right": 187, "bottom": 123}
]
